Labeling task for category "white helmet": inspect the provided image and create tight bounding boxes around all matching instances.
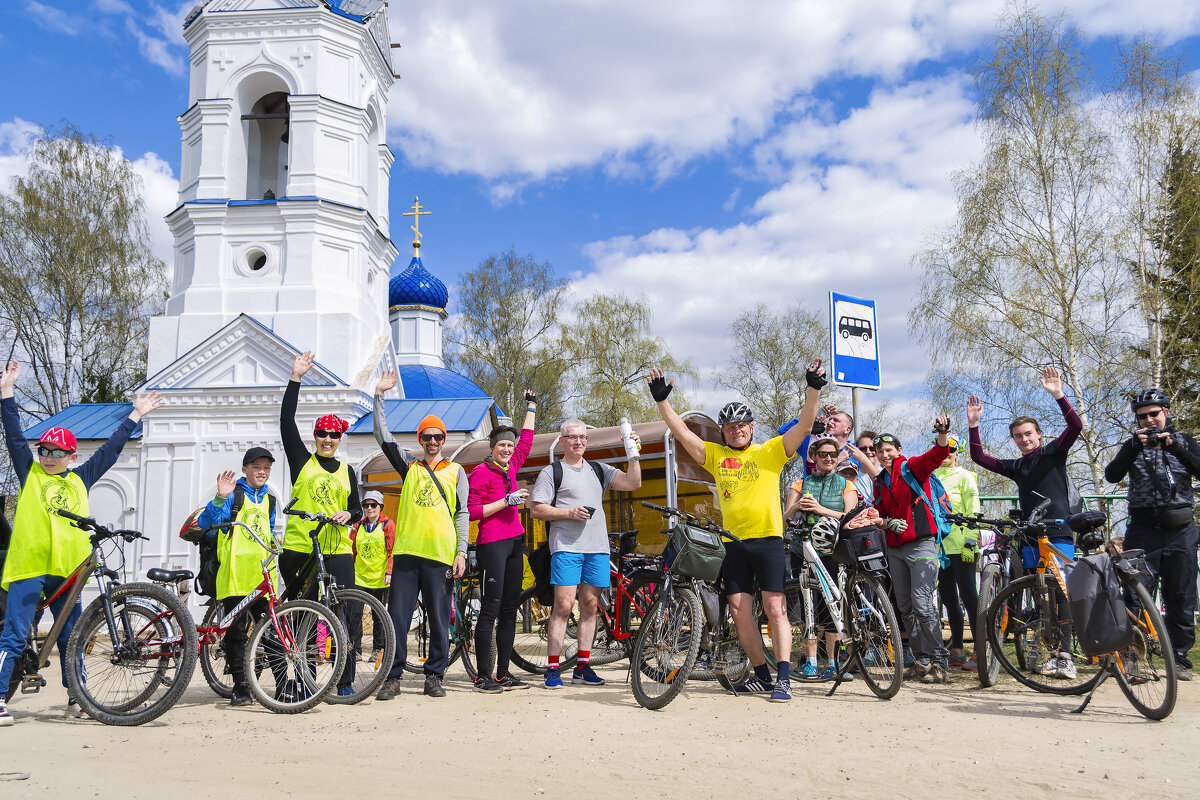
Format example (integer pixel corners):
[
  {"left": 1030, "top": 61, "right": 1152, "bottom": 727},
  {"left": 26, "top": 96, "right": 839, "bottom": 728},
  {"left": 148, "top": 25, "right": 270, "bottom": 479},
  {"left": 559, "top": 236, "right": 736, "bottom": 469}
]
[{"left": 810, "top": 516, "right": 840, "bottom": 555}]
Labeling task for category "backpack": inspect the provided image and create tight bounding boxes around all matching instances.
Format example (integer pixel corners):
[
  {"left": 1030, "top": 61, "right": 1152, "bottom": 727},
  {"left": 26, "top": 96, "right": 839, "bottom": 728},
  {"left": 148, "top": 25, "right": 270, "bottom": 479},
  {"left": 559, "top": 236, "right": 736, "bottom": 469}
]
[
  {"left": 897, "top": 461, "right": 953, "bottom": 568},
  {"left": 550, "top": 459, "right": 606, "bottom": 507},
  {"left": 178, "top": 488, "right": 277, "bottom": 597}
]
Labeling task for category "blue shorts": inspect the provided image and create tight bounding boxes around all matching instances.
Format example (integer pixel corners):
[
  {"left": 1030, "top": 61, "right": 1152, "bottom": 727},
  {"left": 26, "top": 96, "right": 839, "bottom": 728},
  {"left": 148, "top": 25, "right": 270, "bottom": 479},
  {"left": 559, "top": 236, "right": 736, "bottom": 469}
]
[
  {"left": 1022, "top": 539, "right": 1074, "bottom": 570},
  {"left": 550, "top": 552, "right": 610, "bottom": 588}
]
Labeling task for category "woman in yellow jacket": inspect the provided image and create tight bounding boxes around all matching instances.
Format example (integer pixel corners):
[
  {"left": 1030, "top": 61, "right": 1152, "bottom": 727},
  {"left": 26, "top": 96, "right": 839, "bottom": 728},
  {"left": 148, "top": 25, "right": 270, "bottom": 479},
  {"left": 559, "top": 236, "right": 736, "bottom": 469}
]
[{"left": 933, "top": 433, "right": 980, "bottom": 671}]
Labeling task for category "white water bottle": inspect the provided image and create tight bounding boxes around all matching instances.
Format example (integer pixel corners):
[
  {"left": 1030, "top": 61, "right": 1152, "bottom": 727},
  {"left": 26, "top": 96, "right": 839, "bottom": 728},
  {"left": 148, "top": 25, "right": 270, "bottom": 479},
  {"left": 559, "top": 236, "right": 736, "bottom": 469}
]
[{"left": 619, "top": 417, "right": 641, "bottom": 462}]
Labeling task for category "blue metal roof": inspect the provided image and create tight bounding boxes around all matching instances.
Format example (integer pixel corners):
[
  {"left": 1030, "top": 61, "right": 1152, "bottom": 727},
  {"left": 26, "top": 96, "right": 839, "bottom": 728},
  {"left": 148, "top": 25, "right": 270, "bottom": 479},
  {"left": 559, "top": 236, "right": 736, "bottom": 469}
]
[
  {"left": 397, "top": 365, "right": 486, "bottom": 399},
  {"left": 24, "top": 404, "right": 142, "bottom": 441},
  {"left": 388, "top": 256, "right": 448, "bottom": 309},
  {"left": 348, "top": 398, "right": 494, "bottom": 435}
]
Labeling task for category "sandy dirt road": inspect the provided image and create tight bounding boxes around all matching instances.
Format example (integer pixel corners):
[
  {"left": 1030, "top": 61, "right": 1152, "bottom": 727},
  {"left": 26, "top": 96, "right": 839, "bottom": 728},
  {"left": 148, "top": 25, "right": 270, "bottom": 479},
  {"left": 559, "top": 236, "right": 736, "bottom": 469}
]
[{"left": 2, "top": 662, "right": 1196, "bottom": 800}]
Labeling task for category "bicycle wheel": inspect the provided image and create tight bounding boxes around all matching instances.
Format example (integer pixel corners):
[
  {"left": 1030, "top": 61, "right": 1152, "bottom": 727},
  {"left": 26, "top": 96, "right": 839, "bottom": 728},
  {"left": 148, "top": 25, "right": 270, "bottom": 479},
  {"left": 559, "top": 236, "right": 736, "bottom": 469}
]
[
  {"left": 985, "top": 574, "right": 1103, "bottom": 696},
  {"left": 976, "top": 562, "right": 1004, "bottom": 688},
  {"left": 630, "top": 585, "right": 702, "bottom": 710},
  {"left": 509, "top": 586, "right": 579, "bottom": 674},
  {"left": 590, "top": 579, "right": 657, "bottom": 667},
  {"left": 713, "top": 601, "right": 752, "bottom": 691},
  {"left": 199, "top": 602, "right": 232, "bottom": 699},
  {"left": 762, "top": 582, "right": 810, "bottom": 673},
  {"left": 843, "top": 572, "right": 902, "bottom": 699},
  {"left": 245, "top": 599, "right": 348, "bottom": 713},
  {"left": 327, "top": 588, "right": 396, "bottom": 704},
  {"left": 456, "top": 582, "right": 483, "bottom": 681},
  {"left": 1113, "top": 580, "right": 1177, "bottom": 720},
  {"left": 65, "top": 582, "right": 197, "bottom": 726}
]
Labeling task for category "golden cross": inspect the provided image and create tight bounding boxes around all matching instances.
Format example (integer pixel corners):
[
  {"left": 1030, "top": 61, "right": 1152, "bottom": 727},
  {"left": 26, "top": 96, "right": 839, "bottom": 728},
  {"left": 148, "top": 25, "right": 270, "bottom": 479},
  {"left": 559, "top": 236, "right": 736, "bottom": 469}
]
[{"left": 401, "top": 196, "right": 431, "bottom": 255}]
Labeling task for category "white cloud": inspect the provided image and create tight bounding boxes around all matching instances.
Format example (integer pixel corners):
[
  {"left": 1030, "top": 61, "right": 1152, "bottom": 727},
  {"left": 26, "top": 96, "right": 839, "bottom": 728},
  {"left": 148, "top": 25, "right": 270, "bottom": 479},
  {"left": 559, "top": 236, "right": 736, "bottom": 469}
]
[
  {"left": 385, "top": 0, "right": 1200, "bottom": 185},
  {"left": 570, "top": 76, "right": 981, "bottom": 408},
  {"left": 26, "top": 1, "right": 84, "bottom": 35},
  {"left": 88, "top": 0, "right": 190, "bottom": 74}
]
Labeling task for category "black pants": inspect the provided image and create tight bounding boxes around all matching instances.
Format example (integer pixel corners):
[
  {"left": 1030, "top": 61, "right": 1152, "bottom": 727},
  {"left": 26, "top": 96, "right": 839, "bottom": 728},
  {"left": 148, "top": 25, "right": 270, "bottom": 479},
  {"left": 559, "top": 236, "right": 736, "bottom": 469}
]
[
  {"left": 220, "top": 596, "right": 287, "bottom": 688},
  {"left": 347, "top": 586, "right": 389, "bottom": 657},
  {"left": 938, "top": 553, "right": 979, "bottom": 651},
  {"left": 1125, "top": 516, "right": 1199, "bottom": 668},
  {"left": 475, "top": 537, "right": 525, "bottom": 679},
  {"left": 388, "top": 554, "right": 450, "bottom": 679},
  {"left": 278, "top": 549, "right": 358, "bottom": 688}
]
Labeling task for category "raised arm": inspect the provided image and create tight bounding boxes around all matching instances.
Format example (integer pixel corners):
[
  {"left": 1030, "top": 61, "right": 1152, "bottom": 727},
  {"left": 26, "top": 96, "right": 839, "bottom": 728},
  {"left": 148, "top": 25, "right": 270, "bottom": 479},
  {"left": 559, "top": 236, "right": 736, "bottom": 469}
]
[
  {"left": 1, "top": 360, "right": 32, "bottom": 485},
  {"left": 281, "top": 352, "right": 315, "bottom": 479},
  {"left": 373, "top": 370, "right": 411, "bottom": 478},
  {"left": 781, "top": 358, "right": 827, "bottom": 458},
  {"left": 77, "top": 388, "right": 162, "bottom": 488},
  {"left": 1041, "top": 367, "right": 1082, "bottom": 450},
  {"left": 966, "top": 395, "right": 1006, "bottom": 476},
  {"left": 647, "top": 368, "right": 705, "bottom": 464}
]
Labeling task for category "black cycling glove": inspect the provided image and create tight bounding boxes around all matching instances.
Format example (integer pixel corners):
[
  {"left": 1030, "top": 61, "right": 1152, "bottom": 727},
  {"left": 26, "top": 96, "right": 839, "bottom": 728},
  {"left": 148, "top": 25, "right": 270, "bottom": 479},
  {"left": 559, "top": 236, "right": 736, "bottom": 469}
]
[
  {"left": 805, "top": 365, "right": 827, "bottom": 390},
  {"left": 647, "top": 375, "right": 673, "bottom": 402},
  {"left": 523, "top": 389, "right": 537, "bottom": 406}
]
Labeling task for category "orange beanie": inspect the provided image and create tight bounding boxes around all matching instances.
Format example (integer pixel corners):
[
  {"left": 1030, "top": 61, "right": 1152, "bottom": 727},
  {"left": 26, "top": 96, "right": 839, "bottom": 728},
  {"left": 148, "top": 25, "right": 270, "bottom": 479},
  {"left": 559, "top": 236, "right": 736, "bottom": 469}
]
[{"left": 417, "top": 414, "right": 446, "bottom": 436}]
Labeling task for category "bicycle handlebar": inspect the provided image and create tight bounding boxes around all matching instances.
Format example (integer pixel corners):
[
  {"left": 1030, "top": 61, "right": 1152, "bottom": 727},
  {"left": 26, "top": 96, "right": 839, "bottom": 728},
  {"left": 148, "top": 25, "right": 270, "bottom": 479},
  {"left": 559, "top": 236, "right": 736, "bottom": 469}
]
[
  {"left": 640, "top": 500, "right": 740, "bottom": 542},
  {"left": 201, "top": 520, "right": 282, "bottom": 556},
  {"left": 282, "top": 504, "right": 345, "bottom": 526},
  {"left": 56, "top": 510, "right": 147, "bottom": 544}
]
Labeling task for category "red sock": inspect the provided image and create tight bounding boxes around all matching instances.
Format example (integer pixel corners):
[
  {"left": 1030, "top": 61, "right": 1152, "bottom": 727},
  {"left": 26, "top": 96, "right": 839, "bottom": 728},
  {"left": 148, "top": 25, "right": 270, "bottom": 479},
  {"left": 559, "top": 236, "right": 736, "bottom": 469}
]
[
  {"left": 548, "top": 655, "right": 560, "bottom": 670},
  {"left": 576, "top": 651, "right": 590, "bottom": 670}
]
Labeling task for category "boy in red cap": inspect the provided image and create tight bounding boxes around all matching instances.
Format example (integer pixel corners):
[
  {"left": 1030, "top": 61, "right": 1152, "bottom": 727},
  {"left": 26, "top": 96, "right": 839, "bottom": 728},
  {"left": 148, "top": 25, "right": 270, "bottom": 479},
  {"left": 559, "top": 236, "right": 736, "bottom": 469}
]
[{"left": 0, "top": 360, "right": 162, "bottom": 726}]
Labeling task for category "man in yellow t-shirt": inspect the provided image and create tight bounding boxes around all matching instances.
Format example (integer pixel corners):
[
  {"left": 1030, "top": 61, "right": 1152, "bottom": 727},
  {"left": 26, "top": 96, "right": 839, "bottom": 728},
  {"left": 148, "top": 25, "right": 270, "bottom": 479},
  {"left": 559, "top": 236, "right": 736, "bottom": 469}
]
[{"left": 648, "top": 358, "right": 826, "bottom": 703}]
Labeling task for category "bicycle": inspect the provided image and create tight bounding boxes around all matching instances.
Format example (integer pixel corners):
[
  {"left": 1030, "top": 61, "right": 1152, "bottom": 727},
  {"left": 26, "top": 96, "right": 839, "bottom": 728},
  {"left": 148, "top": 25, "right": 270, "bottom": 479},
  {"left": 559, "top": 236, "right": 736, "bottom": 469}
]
[
  {"left": 0, "top": 511, "right": 197, "bottom": 726},
  {"left": 191, "top": 518, "right": 350, "bottom": 712},
  {"left": 569, "top": 530, "right": 663, "bottom": 669},
  {"left": 984, "top": 508, "right": 1178, "bottom": 718},
  {"left": 628, "top": 502, "right": 740, "bottom": 710},
  {"left": 280, "top": 503, "right": 396, "bottom": 703},
  {"left": 770, "top": 518, "right": 903, "bottom": 699},
  {"left": 944, "top": 508, "right": 1023, "bottom": 687}
]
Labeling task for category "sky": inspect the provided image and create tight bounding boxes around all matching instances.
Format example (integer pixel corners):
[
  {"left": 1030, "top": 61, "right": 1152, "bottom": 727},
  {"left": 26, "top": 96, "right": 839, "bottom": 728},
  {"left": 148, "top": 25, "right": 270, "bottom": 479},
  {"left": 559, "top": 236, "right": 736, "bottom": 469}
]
[{"left": 2, "top": 0, "right": 1200, "bottom": 422}]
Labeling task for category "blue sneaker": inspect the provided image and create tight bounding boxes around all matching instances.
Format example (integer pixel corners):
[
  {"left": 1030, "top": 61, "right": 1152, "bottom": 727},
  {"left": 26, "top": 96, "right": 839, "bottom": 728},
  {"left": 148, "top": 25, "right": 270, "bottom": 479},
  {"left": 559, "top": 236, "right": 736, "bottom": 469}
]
[
  {"left": 728, "top": 677, "right": 774, "bottom": 695},
  {"left": 572, "top": 666, "right": 606, "bottom": 686},
  {"left": 818, "top": 665, "right": 837, "bottom": 680},
  {"left": 769, "top": 678, "right": 793, "bottom": 703},
  {"left": 544, "top": 667, "right": 564, "bottom": 690},
  {"left": 801, "top": 662, "right": 819, "bottom": 679},
  {"left": 336, "top": 686, "right": 355, "bottom": 697}
]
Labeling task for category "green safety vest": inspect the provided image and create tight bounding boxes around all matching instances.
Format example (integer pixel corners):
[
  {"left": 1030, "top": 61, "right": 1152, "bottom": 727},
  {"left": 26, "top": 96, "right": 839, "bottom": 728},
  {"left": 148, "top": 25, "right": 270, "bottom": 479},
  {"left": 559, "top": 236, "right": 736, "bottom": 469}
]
[
  {"left": 282, "top": 456, "right": 352, "bottom": 556},
  {"left": 353, "top": 518, "right": 391, "bottom": 589},
  {"left": 216, "top": 490, "right": 277, "bottom": 600},
  {"left": 2, "top": 465, "right": 89, "bottom": 590}
]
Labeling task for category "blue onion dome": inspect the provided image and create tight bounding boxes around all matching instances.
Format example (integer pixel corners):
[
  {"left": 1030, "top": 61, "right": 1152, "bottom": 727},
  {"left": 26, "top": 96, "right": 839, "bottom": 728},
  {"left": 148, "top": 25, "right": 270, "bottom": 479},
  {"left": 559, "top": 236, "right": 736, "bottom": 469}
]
[{"left": 388, "top": 256, "right": 448, "bottom": 310}]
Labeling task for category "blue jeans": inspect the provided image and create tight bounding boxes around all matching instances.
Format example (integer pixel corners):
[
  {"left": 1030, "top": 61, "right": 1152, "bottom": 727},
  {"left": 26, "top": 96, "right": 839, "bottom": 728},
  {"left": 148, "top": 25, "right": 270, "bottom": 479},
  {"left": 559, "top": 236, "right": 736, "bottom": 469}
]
[{"left": 0, "top": 575, "right": 84, "bottom": 699}]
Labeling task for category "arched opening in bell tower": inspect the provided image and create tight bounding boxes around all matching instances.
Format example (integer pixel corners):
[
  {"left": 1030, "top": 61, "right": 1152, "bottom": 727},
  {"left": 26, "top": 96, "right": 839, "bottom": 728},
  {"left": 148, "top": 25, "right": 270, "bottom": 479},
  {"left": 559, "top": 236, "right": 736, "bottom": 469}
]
[{"left": 244, "top": 91, "right": 290, "bottom": 200}]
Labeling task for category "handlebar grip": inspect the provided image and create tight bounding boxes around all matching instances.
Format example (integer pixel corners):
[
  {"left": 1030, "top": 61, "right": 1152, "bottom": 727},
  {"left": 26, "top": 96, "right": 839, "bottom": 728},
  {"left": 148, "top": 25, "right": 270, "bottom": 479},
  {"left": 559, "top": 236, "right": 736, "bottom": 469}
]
[
  {"left": 640, "top": 501, "right": 669, "bottom": 513},
  {"left": 283, "top": 497, "right": 299, "bottom": 513},
  {"left": 56, "top": 510, "right": 88, "bottom": 523}
]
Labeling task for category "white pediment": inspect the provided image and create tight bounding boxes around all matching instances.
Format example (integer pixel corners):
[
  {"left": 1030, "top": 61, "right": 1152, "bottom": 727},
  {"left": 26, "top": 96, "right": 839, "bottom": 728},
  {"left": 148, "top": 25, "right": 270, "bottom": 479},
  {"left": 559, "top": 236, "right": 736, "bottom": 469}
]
[{"left": 142, "top": 314, "right": 342, "bottom": 390}]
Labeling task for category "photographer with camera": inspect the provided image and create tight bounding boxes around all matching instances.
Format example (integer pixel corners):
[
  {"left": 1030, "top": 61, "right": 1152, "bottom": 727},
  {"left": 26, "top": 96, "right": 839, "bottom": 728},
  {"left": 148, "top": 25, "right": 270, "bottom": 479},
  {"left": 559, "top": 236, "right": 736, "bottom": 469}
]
[{"left": 1104, "top": 389, "right": 1200, "bottom": 681}]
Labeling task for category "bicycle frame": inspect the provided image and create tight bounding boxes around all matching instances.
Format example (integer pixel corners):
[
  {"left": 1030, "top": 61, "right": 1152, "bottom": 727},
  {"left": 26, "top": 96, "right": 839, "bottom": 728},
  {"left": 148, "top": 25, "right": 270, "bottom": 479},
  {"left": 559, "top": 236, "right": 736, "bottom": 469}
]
[{"left": 795, "top": 535, "right": 845, "bottom": 640}]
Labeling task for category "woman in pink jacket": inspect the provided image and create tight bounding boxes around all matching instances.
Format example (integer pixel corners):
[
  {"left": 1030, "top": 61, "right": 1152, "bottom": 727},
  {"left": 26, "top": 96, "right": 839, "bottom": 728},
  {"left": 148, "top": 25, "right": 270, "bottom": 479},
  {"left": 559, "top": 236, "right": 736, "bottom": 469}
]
[{"left": 467, "top": 390, "right": 537, "bottom": 692}]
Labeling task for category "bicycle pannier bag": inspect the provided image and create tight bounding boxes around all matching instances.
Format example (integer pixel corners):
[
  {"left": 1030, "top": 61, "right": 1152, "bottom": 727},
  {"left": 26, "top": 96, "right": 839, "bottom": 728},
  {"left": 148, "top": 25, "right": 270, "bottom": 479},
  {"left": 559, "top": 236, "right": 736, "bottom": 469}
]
[
  {"left": 668, "top": 523, "right": 725, "bottom": 581},
  {"left": 833, "top": 525, "right": 887, "bottom": 572},
  {"left": 528, "top": 543, "right": 553, "bottom": 607},
  {"left": 1066, "top": 553, "right": 1133, "bottom": 657}
]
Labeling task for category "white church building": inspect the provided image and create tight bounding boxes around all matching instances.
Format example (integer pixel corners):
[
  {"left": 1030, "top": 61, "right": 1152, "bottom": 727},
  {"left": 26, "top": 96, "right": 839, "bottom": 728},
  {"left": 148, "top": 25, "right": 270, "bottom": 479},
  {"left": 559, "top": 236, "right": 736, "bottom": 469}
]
[{"left": 23, "top": 0, "right": 499, "bottom": 584}]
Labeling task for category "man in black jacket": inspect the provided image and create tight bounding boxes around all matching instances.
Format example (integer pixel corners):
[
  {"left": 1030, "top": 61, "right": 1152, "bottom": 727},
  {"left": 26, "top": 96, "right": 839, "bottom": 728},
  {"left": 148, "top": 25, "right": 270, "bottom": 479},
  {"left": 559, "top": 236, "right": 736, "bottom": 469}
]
[{"left": 1105, "top": 389, "right": 1200, "bottom": 680}]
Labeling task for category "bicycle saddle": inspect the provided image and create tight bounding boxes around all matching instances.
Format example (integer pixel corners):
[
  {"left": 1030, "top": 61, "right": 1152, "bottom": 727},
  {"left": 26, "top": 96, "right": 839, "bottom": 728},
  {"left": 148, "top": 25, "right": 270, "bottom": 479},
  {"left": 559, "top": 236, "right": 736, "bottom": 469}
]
[
  {"left": 147, "top": 568, "right": 194, "bottom": 583},
  {"left": 1066, "top": 510, "right": 1106, "bottom": 534}
]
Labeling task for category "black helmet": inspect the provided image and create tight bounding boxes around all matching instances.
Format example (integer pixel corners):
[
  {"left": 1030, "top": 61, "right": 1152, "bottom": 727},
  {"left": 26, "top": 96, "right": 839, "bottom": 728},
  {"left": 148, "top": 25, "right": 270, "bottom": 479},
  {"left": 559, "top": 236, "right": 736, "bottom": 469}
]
[
  {"left": 717, "top": 402, "right": 754, "bottom": 426},
  {"left": 1131, "top": 388, "right": 1170, "bottom": 413}
]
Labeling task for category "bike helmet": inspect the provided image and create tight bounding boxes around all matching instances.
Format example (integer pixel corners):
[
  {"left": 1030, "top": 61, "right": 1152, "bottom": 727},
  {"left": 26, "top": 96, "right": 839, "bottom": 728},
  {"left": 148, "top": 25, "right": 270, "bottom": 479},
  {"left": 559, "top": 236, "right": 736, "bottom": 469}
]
[
  {"left": 1130, "top": 388, "right": 1170, "bottom": 413},
  {"left": 932, "top": 432, "right": 966, "bottom": 454},
  {"left": 810, "top": 516, "right": 840, "bottom": 555},
  {"left": 717, "top": 402, "right": 754, "bottom": 426}
]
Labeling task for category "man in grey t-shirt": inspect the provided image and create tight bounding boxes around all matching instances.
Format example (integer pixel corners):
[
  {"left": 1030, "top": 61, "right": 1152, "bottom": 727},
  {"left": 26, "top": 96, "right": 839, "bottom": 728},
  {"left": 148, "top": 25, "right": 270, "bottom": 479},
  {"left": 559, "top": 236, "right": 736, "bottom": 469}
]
[{"left": 530, "top": 418, "right": 641, "bottom": 688}]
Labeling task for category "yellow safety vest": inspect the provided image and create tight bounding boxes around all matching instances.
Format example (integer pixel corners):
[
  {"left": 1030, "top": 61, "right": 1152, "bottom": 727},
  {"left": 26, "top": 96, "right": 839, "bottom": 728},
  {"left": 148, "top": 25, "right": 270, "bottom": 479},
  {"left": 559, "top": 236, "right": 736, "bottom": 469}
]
[
  {"left": 2, "top": 466, "right": 89, "bottom": 590},
  {"left": 394, "top": 460, "right": 459, "bottom": 566},
  {"left": 282, "top": 456, "right": 352, "bottom": 556},
  {"left": 216, "top": 489, "right": 277, "bottom": 600}
]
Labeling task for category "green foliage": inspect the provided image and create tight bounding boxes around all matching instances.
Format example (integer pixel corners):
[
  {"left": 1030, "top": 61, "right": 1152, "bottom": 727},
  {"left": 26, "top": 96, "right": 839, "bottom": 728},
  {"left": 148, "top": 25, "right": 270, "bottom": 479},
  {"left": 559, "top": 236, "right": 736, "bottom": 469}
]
[
  {"left": 563, "top": 292, "right": 696, "bottom": 427},
  {"left": 443, "top": 249, "right": 571, "bottom": 430},
  {"left": 0, "top": 124, "right": 165, "bottom": 418}
]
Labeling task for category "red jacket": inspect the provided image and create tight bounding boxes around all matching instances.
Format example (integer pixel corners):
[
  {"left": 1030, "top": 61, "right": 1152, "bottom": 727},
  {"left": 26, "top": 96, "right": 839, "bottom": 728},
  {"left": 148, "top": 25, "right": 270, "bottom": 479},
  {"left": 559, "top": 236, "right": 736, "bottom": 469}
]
[{"left": 873, "top": 443, "right": 950, "bottom": 547}]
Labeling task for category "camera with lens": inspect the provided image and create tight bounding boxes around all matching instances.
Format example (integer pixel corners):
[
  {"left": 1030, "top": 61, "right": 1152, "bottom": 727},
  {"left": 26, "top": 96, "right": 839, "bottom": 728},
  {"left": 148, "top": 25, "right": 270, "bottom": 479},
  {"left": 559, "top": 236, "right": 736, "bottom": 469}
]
[{"left": 1142, "top": 427, "right": 1165, "bottom": 448}]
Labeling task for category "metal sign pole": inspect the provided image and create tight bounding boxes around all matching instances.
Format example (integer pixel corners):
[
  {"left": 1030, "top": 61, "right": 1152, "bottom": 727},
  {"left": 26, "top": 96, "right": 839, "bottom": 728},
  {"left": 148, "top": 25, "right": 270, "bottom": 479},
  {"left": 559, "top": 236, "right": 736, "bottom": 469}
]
[{"left": 852, "top": 387, "right": 858, "bottom": 433}]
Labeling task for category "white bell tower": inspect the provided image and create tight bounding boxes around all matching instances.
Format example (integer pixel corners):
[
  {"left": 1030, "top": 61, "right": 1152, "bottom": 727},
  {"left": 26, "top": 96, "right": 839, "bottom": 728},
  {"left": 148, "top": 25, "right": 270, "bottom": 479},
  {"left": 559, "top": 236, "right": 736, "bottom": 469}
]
[{"left": 147, "top": 0, "right": 398, "bottom": 388}]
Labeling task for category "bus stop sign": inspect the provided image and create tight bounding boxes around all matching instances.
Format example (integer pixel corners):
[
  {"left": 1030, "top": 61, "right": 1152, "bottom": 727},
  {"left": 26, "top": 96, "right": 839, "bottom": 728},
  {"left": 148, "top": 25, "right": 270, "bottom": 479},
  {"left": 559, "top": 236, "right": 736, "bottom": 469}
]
[{"left": 829, "top": 291, "right": 880, "bottom": 390}]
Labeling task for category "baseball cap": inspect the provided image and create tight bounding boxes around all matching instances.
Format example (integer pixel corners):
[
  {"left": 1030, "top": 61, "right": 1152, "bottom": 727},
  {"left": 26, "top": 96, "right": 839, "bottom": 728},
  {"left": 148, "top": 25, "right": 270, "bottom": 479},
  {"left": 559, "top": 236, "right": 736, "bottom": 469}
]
[
  {"left": 243, "top": 446, "right": 275, "bottom": 466},
  {"left": 37, "top": 427, "right": 77, "bottom": 453}
]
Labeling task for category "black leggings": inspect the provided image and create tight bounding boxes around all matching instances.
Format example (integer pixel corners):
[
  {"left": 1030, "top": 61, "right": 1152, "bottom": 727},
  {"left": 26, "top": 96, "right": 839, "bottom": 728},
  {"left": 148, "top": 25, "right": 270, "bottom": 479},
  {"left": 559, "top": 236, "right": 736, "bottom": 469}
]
[
  {"left": 474, "top": 536, "right": 525, "bottom": 679},
  {"left": 938, "top": 553, "right": 979, "bottom": 651},
  {"left": 278, "top": 549, "right": 358, "bottom": 688}
]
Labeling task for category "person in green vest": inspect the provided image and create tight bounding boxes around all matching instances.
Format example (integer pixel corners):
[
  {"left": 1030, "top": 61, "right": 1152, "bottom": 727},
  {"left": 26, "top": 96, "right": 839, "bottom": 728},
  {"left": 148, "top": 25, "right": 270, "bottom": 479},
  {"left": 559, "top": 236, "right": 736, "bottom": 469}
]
[
  {"left": 371, "top": 370, "right": 469, "bottom": 700},
  {"left": 279, "top": 351, "right": 363, "bottom": 696},
  {"left": 933, "top": 432, "right": 980, "bottom": 671},
  {"left": 347, "top": 490, "right": 395, "bottom": 664},
  {"left": 0, "top": 359, "right": 162, "bottom": 727},
  {"left": 195, "top": 447, "right": 280, "bottom": 706}
]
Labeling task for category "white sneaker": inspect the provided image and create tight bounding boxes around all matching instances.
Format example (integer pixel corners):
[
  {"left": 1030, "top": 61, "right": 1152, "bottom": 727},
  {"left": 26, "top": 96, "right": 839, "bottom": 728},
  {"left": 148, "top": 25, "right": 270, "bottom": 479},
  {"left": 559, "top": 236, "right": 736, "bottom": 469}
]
[
  {"left": 0, "top": 700, "right": 13, "bottom": 727},
  {"left": 65, "top": 697, "right": 86, "bottom": 719},
  {"left": 1054, "top": 653, "right": 1077, "bottom": 680}
]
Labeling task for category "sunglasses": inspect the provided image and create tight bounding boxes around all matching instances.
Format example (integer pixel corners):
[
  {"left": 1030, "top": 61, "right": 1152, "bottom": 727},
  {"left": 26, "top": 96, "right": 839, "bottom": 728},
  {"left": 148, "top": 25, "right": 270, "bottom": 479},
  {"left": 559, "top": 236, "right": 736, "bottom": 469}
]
[
  {"left": 362, "top": 502, "right": 381, "bottom": 509},
  {"left": 814, "top": 451, "right": 838, "bottom": 459},
  {"left": 1135, "top": 410, "right": 1163, "bottom": 420},
  {"left": 873, "top": 435, "right": 899, "bottom": 446},
  {"left": 419, "top": 433, "right": 445, "bottom": 443},
  {"left": 314, "top": 429, "right": 343, "bottom": 439},
  {"left": 37, "top": 445, "right": 71, "bottom": 458}
]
